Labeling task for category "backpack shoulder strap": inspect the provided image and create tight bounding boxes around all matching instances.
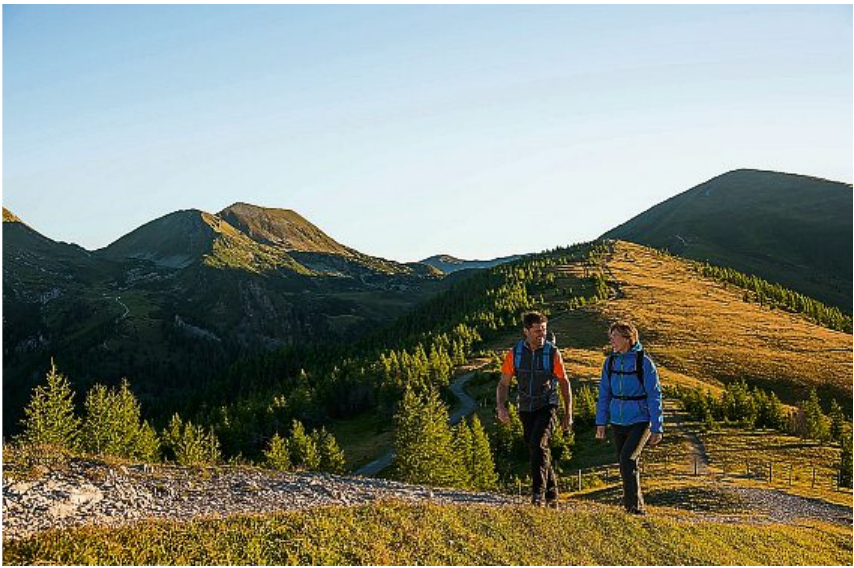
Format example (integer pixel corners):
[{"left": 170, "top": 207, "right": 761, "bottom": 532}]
[
  {"left": 513, "top": 340, "right": 524, "bottom": 373},
  {"left": 607, "top": 353, "right": 615, "bottom": 378},
  {"left": 542, "top": 342, "right": 553, "bottom": 374},
  {"left": 636, "top": 350, "right": 645, "bottom": 390}
]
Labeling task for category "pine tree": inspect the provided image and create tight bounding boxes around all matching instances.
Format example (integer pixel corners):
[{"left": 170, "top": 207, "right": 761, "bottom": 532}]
[
  {"left": 494, "top": 403, "right": 526, "bottom": 463},
  {"left": 135, "top": 420, "right": 161, "bottom": 462},
  {"left": 764, "top": 391, "right": 786, "bottom": 431},
  {"left": 81, "top": 379, "right": 160, "bottom": 461},
  {"left": 16, "top": 361, "right": 81, "bottom": 450},
  {"left": 468, "top": 415, "right": 498, "bottom": 490},
  {"left": 828, "top": 400, "right": 847, "bottom": 443},
  {"left": 839, "top": 433, "right": 852, "bottom": 489},
  {"left": 393, "top": 387, "right": 461, "bottom": 487},
  {"left": 313, "top": 427, "right": 346, "bottom": 474},
  {"left": 453, "top": 420, "right": 475, "bottom": 489},
  {"left": 800, "top": 389, "right": 830, "bottom": 442},
  {"left": 161, "top": 413, "right": 221, "bottom": 466},
  {"left": 289, "top": 420, "right": 320, "bottom": 471},
  {"left": 263, "top": 433, "right": 291, "bottom": 471}
]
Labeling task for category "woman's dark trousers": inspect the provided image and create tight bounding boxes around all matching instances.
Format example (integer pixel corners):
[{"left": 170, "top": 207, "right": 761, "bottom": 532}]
[
  {"left": 612, "top": 422, "right": 651, "bottom": 513},
  {"left": 520, "top": 405, "right": 558, "bottom": 502}
]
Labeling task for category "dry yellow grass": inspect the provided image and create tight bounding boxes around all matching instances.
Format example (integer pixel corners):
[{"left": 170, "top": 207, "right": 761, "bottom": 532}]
[
  {"left": 597, "top": 241, "right": 851, "bottom": 403},
  {"left": 484, "top": 240, "right": 850, "bottom": 407}
]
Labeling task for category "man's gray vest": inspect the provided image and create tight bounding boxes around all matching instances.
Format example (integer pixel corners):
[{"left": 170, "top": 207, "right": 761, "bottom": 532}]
[{"left": 512, "top": 340, "right": 559, "bottom": 412}]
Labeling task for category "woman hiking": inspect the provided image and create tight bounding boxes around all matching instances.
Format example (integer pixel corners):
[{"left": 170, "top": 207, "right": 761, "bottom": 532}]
[{"left": 595, "top": 320, "right": 663, "bottom": 515}]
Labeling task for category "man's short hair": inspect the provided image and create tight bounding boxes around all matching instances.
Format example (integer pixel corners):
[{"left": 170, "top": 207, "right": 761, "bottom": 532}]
[
  {"left": 523, "top": 311, "right": 548, "bottom": 329},
  {"left": 609, "top": 320, "right": 639, "bottom": 344}
]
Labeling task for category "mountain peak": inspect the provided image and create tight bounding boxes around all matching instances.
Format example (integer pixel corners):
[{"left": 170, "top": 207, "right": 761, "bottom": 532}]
[
  {"left": 3, "top": 207, "right": 22, "bottom": 223},
  {"left": 217, "top": 203, "right": 352, "bottom": 256}
]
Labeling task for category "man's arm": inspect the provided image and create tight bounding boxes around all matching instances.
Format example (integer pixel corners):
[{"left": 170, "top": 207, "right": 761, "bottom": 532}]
[
  {"left": 554, "top": 350, "right": 572, "bottom": 430},
  {"left": 496, "top": 373, "right": 512, "bottom": 423}
]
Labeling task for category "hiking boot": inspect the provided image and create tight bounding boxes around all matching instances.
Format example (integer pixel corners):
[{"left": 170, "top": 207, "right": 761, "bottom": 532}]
[
  {"left": 546, "top": 499, "right": 559, "bottom": 509},
  {"left": 531, "top": 496, "right": 545, "bottom": 507}
]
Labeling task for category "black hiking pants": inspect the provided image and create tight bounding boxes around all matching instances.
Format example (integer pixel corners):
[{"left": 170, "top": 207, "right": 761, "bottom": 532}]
[
  {"left": 520, "top": 405, "right": 558, "bottom": 501},
  {"left": 612, "top": 422, "right": 652, "bottom": 513}
]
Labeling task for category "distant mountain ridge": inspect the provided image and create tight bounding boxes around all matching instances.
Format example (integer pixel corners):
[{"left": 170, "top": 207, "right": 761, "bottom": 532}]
[
  {"left": 420, "top": 253, "right": 521, "bottom": 273},
  {"left": 601, "top": 169, "right": 852, "bottom": 311},
  {"left": 2, "top": 203, "right": 447, "bottom": 434}
]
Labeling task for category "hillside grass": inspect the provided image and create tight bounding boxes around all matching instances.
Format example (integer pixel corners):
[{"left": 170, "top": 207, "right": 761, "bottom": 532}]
[
  {"left": 4, "top": 500, "right": 850, "bottom": 566},
  {"left": 597, "top": 241, "right": 852, "bottom": 410},
  {"left": 700, "top": 427, "right": 848, "bottom": 500}
]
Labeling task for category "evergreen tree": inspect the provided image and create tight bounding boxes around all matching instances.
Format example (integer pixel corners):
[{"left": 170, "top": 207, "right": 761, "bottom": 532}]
[
  {"left": 549, "top": 422, "right": 574, "bottom": 469},
  {"left": 81, "top": 379, "right": 160, "bottom": 461},
  {"left": 16, "top": 361, "right": 81, "bottom": 450},
  {"left": 161, "top": 413, "right": 221, "bottom": 466},
  {"left": 468, "top": 415, "right": 498, "bottom": 490},
  {"left": 393, "top": 387, "right": 461, "bottom": 487},
  {"left": 800, "top": 389, "right": 830, "bottom": 442},
  {"left": 289, "top": 420, "right": 320, "bottom": 470},
  {"left": 135, "top": 421, "right": 161, "bottom": 462},
  {"left": 572, "top": 385, "right": 598, "bottom": 429},
  {"left": 828, "top": 400, "right": 847, "bottom": 443},
  {"left": 453, "top": 420, "right": 475, "bottom": 489},
  {"left": 839, "top": 433, "right": 852, "bottom": 489},
  {"left": 494, "top": 403, "right": 526, "bottom": 464},
  {"left": 263, "top": 432, "right": 291, "bottom": 471},
  {"left": 313, "top": 427, "right": 346, "bottom": 474},
  {"left": 764, "top": 391, "right": 786, "bottom": 431}
]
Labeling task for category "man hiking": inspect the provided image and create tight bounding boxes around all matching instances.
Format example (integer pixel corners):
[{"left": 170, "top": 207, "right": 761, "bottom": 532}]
[{"left": 496, "top": 311, "right": 572, "bottom": 507}]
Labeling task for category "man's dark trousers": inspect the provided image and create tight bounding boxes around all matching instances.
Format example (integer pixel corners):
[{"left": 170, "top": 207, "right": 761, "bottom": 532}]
[
  {"left": 612, "top": 422, "right": 651, "bottom": 513},
  {"left": 520, "top": 405, "right": 558, "bottom": 501}
]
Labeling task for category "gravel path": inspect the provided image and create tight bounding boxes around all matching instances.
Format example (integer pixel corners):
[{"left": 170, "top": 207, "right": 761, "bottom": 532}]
[
  {"left": 4, "top": 457, "right": 850, "bottom": 543},
  {"left": 2, "top": 459, "right": 521, "bottom": 542},
  {"left": 725, "top": 485, "right": 852, "bottom": 526}
]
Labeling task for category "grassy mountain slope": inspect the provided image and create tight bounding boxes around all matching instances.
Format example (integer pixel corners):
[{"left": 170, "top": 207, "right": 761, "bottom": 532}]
[
  {"left": 482, "top": 240, "right": 851, "bottom": 411},
  {"left": 2, "top": 206, "right": 446, "bottom": 435},
  {"left": 601, "top": 169, "right": 852, "bottom": 311},
  {"left": 4, "top": 501, "right": 849, "bottom": 565}
]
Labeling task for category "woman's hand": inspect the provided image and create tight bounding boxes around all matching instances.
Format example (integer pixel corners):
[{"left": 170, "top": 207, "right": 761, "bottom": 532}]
[
  {"left": 648, "top": 432, "right": 663, "bottom": 446},
  {"left": 595, "top": 425, "right": 606, "bottom": 439}
]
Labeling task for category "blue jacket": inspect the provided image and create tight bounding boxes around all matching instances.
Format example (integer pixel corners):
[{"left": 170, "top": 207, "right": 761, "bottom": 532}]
[{"left": 595, "top": 342, "right": 664, "bottom": 433}]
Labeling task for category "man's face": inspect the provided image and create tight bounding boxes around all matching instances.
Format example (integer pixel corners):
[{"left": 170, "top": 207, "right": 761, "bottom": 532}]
[{"left": 524, "top": 322, "right": 547, "bottom": 349}]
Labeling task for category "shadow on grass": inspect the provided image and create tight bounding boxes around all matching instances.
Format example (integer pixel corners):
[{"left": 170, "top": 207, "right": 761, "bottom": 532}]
[{"left": 574, "top": 483, "right": 752, "bottom": 514}]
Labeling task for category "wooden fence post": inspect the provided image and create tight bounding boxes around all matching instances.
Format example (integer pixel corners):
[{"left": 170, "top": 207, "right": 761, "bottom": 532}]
[{"left": 578, "top": 469, "right": 583, "bottom": 492}]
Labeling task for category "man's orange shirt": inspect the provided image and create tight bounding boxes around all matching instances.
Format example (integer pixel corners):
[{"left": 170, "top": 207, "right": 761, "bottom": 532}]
[{"left": 501, "top": 344, "right": 566, "bottom": 379}]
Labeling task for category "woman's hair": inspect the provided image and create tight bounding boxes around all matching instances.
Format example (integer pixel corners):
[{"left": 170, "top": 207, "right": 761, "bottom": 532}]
[{"left": 609, "top": 320, "right": 639, "bottom": 344}]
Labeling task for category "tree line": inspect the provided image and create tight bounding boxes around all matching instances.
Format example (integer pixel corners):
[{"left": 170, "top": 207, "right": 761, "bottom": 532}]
[
  {"left": 13, "top": 361, "right": 346, "bottom": 474},
  {"left": 668, "top": 381, "right": 852, "bottom": 488},
  {"left": 697, "top": 263, "right": 852, "bottom": 333},
  {"left": 196, "top": 241, "right": 610, "bottom": 460}
]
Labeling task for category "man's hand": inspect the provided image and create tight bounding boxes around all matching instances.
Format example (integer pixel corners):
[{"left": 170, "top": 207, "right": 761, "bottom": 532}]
[
  {"left": 648, "top": 432, "right": 663, "bottom": 446},
  {"left": 595, "top": 425, "right": 606, "bottom": 440},
  {"left": 497, "top": 406, "right": 510, "bottom": 424},
  {"left": 561, "top": 414, "right": 573, "bottom": 431}
]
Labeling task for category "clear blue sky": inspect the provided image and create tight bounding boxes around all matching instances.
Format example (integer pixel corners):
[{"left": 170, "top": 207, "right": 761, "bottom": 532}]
[{"left": 3, "top": 4, "right": 852, "bottom": 262}]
